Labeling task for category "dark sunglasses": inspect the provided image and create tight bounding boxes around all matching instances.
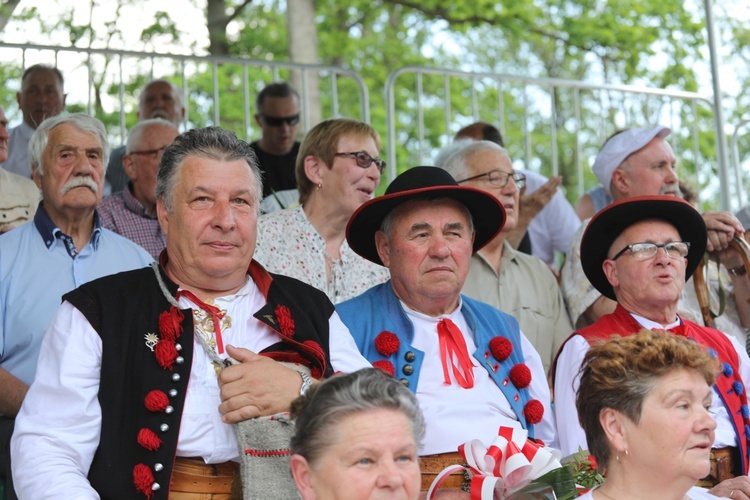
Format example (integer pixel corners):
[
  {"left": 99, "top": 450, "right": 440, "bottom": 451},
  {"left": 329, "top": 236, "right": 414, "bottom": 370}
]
[
  {"left": 334, "top": 151, "right": 387, "bottom": 174},
  {"left": 260, "top": 114, "right": 300, "bottom": 127}
]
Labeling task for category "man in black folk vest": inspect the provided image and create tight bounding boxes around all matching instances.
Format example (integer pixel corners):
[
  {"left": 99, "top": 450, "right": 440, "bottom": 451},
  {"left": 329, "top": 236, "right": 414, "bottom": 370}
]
[{"left": 11, "top": 126, "right": 370, "bottom": 499}]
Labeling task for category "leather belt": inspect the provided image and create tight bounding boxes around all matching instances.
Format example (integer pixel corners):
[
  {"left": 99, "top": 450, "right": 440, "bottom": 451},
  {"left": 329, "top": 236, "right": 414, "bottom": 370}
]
[
  {"left": 696, "top": 446, "right": 739, "bottom": 488},
  {"left": 420, "top": 451, "right": 468, "bottom": 491},
  {"left": 169, "top": 457, "right": 240, "bottom": 499}
]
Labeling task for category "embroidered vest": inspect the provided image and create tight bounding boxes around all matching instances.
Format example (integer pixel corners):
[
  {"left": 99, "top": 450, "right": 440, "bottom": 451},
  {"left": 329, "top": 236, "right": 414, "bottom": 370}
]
[
  {"left": 553, "top": 304, "right": 750, "bottom": 475},
  {"left": 64, "top": 260, "right": 335, "bottom": 499}
]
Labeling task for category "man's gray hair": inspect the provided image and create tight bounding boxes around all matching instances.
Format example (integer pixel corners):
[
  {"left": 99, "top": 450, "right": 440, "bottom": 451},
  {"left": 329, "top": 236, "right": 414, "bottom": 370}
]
[
  {"left": 126, "top": 118, "right": 179, "bottom": 154},
  {"left": 28, "top": 113, "right": 109, "bottom": 177},
  {"left": 290, "top": 368, "right": 425, "bottom": 465},
  {"left": 438, "top": 140, "right": 511, "bottom": 181},
  {"left": 155, "top": 126, "right": 262, "bottom": 213}
]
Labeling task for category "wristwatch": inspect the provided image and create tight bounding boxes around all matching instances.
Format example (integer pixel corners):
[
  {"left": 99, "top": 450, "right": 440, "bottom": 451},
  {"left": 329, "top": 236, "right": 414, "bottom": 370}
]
[{"left": 298, "top": 371, "right": 313, "bottom": 396}]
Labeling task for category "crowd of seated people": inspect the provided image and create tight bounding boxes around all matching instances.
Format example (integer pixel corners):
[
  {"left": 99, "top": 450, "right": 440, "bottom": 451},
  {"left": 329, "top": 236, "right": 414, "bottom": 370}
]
[{"left": 3, "top": 63, "right": 750, "bottom": 500}]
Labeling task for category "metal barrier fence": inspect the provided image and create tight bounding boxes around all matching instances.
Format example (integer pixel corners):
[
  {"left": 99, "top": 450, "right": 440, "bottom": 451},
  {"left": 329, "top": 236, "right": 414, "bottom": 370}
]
[
  {"left": 0, "top": 42, "right": 369, "bottom": 148},
  {"left": 2, "top": 42, "right": 743, "bottom": 210},
  {"left": 384, "top": 66, "right": 737, "bottom": 210}
]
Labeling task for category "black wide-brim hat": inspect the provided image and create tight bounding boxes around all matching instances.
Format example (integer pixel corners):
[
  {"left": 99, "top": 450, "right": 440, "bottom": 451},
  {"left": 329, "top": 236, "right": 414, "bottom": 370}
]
[
  {"left": 346, "top": 166, "right": 506, "bottom": 265},
  {"left": 581, "top": 195, "right": 707, "bottom": 301}
]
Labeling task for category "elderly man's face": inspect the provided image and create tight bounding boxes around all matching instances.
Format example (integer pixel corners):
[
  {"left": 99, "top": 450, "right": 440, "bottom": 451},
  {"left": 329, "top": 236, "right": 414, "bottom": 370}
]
[
  {"left": 0, "top": 107, "right": 9, "bottom": 163},
  {"left": 459, "top": 149, "right": 519, "bottom": 231},
  {"left": 138, "top": 81, "right": 184, "bottom": 127},
  {"left": 375, "top": 199, "right": 474, "bottom": 316},
  {"left": 34, "top": 123, "right": 105, "bottom": 222},
  {"left": 123, "top": 124, "right": 179, "bottom": 213},
  {"left": 157, "top": 156, "right": 259, "bottom": 293},
  {"left": 17, "top": 68, "right": 66, "bottom": 129},
  {"left": 255, "top": 94, "right": 300, "bottom": 155},
  {"left": 617, "top": 137, "right": 679, "bottom": 197},
  {"left": 603, "top": 219, "right": 686, "bottom": 314}
]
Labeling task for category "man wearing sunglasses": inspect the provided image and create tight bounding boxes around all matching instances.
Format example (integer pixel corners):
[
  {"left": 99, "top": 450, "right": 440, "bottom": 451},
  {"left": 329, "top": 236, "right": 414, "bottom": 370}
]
[
  {"left": 552, "top": 196, "right": 750, "bottom": 498},
  {"left": 440, "top": 140, "right": 573, "bottom": 374},
  {"left": 250, "top": 82, "right": 302, "bottom": 202},
  {"left": 98, "top": 118, "right": 180, "bottom": 258}
]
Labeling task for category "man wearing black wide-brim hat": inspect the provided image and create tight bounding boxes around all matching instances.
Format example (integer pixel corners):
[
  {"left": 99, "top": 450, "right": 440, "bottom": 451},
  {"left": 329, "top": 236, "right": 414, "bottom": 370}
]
[
  {"left": 553, "top": 195, "right": 750, "bottom": 497},
  {"left": 337, "top": 166, "right": 556, "bottom": 490}
]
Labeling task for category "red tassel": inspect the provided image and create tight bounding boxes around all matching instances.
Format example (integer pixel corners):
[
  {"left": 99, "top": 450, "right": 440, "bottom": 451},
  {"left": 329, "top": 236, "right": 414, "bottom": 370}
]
[
  {"left": 374, "top": 331, "right": 400, "bottom": 357},
  {"left": 509, "top": 364, "right": 532, "bottom": 389},
  {"left": 158, "top": 307, "right": 184, "bottom": 341},
  {"left": 523, "top": 399, "right": 544, "bottom": 424},
  {"left": 133, "top": 463, "right": 155, "bottom": 498},
  {"left": 144, "top": 390, "right": 169, "bottom": 412},
  {"left": 137, "top": 428, "right": 163, "bottom": 451},
  {"left": 373, "top": 360, "right": 395, "bottom": 376},
  {"left": 154, "top": 340, "right": 178, "bottom": 370},
  {"left": 275, "top": 305, "right": 295, "bottom": 336},
  {"left": 489, "top": 336, "right": 513, "bottom": 361}
]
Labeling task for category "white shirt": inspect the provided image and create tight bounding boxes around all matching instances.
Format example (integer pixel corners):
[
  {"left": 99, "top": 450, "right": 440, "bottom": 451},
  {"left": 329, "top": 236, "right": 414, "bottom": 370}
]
[
  {"left": 520, "top": 169, "right": 581, "bottom": 266},
  {"left": 11, "top": 277, "right": 370, "bottom": 499},
  {"left": 2, "top": 122, "right": 34, "bottom": 178},
  {"left": 402, "top": 300, "right": 557, "bottom": 455},
  {"left": 554, "top": 312, "right": 750, "bottom": 457}
]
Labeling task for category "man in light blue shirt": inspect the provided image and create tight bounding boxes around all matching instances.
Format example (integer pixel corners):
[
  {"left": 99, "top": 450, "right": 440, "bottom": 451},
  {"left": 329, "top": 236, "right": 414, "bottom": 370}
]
[{"left": 0, "top": 113, "right": 152, "bottom": 498}]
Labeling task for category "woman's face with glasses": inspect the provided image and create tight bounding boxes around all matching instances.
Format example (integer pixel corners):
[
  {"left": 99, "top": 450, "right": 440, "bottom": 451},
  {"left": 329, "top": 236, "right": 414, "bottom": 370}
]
[{"left": 317, "top": 133, "right": 381, "bottom": 217}]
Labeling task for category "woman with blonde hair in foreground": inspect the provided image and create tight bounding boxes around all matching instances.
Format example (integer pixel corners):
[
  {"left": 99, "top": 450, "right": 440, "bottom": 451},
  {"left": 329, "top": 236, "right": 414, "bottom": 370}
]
[
  {"left": 289, "top": 368, "right": 424, "bottom": 500},
  {"left": 577, "top": 329, "right": 720, "bottom": 500}
]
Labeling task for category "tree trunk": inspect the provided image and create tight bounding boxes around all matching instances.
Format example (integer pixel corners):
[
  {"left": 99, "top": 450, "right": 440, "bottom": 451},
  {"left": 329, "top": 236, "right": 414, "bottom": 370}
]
[
  {"left": 286, "top": 0, "right": 321, "bottom": 131},
  {"left": 206, "top": 0, "right": 229, "bottom": 56}
]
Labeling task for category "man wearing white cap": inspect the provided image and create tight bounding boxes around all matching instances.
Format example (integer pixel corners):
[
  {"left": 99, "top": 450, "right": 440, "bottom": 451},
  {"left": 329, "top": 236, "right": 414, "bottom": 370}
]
[{"left": 561, "top": 126, "right": 750, "bottom": 344}]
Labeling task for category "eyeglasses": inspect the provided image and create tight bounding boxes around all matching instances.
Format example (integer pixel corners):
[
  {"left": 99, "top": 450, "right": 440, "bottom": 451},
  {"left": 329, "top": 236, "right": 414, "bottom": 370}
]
[
  {"left": 260, "top": 114, "right": 300, "bottom": 127},
  {"left": 455, "top": 169, "right": 526, "bottom": 190},
  {"left": 334, "top": 151, "right": 387, "bottom": 174},
  {"left": 611, "top": 241, "right": 691, "bottom": 261},
  {"left": 128, "top": 146, "right": 167, "bottom": 160}
]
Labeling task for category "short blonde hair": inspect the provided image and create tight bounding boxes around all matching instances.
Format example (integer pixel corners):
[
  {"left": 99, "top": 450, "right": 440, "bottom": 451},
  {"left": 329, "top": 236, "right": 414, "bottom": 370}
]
[{"left": 296, "top": 118, "right": 381, "bottom": 205}]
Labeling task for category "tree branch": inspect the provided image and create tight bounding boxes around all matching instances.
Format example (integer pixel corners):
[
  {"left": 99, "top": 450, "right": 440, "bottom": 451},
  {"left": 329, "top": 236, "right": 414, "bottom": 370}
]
[
  {"left": 226, "top": 0, "right": 254, "bottom": 25},
  {"left": 383, "top": 0, "right": 616, "bottom": 63}
]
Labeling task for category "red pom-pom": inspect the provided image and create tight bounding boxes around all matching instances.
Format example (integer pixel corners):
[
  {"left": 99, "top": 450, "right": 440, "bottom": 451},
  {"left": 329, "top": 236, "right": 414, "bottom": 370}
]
[
  {"left": 302, "top": 340, "right": 324, "bottom": 357},
  {"left": 133, "top": 463, "right": 155, "bottom": 498},
  {"left": 523, "top": 399, "right": 544, "bottom": 424},
  {"left": 509, "top": 364, "right": 532, "bottom": 389},
  {"left": 137, "top": 428, "right": 163, "bottom": 451},
  {"left": 154, "top": 340, "right": 178, "bottom": 370},
  {"left": 373, "top": 360, "right": 395, "bottom": 376},
  {"left": 489, "top": 336, "right": 513, "bottom": 361},
  {"left": 158, "top": 307, "right": 183, "bottom": 341},
  {"left": 275, "top": 305, "right": 295, "bottom": 337},
  {"left": 374, "top": 331, "right": 400, "bottom": 357},
  {"left": 310, "top": 366, "right": 323, "bottom": 380},
  {"left": 144, "top": 390, "right": 169, "bottom": 412}
]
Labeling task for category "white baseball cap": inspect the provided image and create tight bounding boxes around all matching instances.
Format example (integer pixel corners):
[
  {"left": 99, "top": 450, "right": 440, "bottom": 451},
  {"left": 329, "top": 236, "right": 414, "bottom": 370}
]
[{"left": 592, "top": 125, "right": 671, "bottom": 191}]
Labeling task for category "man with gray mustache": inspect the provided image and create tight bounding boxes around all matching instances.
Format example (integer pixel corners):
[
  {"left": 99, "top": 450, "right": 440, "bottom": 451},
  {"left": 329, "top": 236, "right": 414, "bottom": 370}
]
[
  {"left": 0, "top": 113, "right": 152, "bottom": 498},
  {"left": 561, "top": 126, "right": 750, "bottom": 344}
]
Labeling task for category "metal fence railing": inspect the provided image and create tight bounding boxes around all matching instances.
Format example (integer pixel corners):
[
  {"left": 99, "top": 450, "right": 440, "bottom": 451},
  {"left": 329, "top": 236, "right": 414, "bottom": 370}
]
[
  {"left": 383, "top": 66, "right": 735, "bottom": 210},
  {"left": 0, "top": 42, "right": 370, "bottom": 149},
  {"left": 2, "top": 42, "right": 743, "bottom": 211}
]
